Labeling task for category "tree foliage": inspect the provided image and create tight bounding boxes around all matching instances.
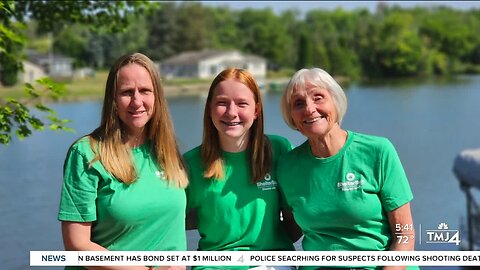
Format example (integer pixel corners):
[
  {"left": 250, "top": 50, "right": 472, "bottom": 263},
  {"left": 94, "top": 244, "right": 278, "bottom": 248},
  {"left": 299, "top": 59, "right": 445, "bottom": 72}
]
[
  {"left": 0, "top": 0, "right": 149, "bottom": 144},
  {"left": 2, "top": 2, "right": 480, "bottom": 145},
  {"left": 207, "top": 6, "right": 240, "bottom": 50},
  {"left": 23, "top": 2, "right": 480, "bottom": 80},
  {"left": 368, "top": 11, "right": 425, "bottom": 77},
  {"left": 237, "top": 8, "right": 294, "bottom": 69}
]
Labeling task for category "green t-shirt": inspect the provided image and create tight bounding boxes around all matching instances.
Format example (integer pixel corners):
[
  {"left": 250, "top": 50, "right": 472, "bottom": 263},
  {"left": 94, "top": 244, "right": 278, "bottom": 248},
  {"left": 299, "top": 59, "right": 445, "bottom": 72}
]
[
  {"left": 58, "top": 137, "right": 187, "bottom": 269},
  {"left": 184, "top": 135, "right": 295, "bottom": 270},
  {"left": 277, "top": 131, "right": 415, "bottom": 270}
]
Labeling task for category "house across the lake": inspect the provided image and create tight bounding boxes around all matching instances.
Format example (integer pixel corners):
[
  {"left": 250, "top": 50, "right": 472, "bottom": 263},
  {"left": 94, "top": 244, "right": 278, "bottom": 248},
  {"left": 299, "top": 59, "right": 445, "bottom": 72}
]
[
  {"left": 20, "top": 60, "right": 46, "bottom": 84},
  {"left": 20, "top": 52, "right": 74, "bottom": 83},
  {"left": 159, "top": 49, "right": 266, "bottom": 80}
]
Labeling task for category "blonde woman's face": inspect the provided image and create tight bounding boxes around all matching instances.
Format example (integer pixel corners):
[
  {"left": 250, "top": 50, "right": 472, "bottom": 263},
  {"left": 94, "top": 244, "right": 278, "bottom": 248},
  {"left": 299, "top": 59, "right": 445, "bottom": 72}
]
[
  {"left": 210, "top": 78, "right": 258, "bottom": 149},
  {"left": 115, "top": 63, "right": 155, "bottom": 136}
]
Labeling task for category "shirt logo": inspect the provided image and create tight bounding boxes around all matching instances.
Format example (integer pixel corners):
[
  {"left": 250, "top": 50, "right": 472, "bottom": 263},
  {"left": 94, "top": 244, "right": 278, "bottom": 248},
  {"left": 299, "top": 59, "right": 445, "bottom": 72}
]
[
  {"left": 155, "top": 171, "right": 165, "bottom": 179},
  {"left": 256, "top": 173, "right": 278, "bottom": 191},
  {"left": 337, "top": 172, "right": 364, "bottom": 191}
]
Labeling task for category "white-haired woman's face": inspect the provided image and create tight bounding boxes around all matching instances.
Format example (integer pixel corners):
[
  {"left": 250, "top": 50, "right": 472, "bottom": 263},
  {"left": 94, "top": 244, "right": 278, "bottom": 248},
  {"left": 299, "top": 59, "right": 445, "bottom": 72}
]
[{"left": 289, "top": 84, "right": 338, "bottom": 139}]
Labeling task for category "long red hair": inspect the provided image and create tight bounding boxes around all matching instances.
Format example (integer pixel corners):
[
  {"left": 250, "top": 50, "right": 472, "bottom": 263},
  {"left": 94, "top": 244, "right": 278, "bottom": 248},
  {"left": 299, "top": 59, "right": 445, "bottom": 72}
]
[{"left": 201, "top": 68, "right": 271, "bottom": 182}]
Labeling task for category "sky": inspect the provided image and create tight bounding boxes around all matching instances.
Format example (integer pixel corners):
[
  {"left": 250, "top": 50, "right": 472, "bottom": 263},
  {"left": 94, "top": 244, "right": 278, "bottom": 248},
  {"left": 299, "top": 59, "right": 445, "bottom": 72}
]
[{"left": 201, "top": 1, "right": 480, "bottom": 14}]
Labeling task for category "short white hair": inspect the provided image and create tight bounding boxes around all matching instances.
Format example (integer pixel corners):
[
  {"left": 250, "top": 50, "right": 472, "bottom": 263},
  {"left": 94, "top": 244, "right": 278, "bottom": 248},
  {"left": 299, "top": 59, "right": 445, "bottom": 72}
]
[{"left": 281, "top": 68, "right": 348, "bottom": 129}]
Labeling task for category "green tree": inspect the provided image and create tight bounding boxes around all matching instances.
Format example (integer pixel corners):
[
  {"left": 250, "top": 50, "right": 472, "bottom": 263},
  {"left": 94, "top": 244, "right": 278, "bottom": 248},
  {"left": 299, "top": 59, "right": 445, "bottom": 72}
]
[
  {"left": 304, "top": 8, "right": 363, "bottom": 77},
  {"left": 355, "top": 9, "right": 382, "bottom": 77},
  {"left": 328, "top": 8, "right": 361, "bottom": 77},
  {"left": 174, "top": 2, "right": 214, "bottom": 52},
  {"left": 0, "top": 1, "right": 24, "bottom": 86},
  {"left": 54, "top": 24, "right": 93, "bottom": 67},
  {"left": 376, "top": 11, "right": 425, "bottom": 77},
  {"left": 145, "top": 2, "right": 214, "bottom": 61},
  {"left": 465, "top": 9, "right": 480, "bottom": 65},
  {"left": 296, "top": 27, "right": 314, "bottom": 69},
  {"left": 278, "top": 9, "right": 302, "bottom": 68},
  {"left": 0, "top": 1, "right": 149, "bottom": 144},
  {"left": 145, "top": 2, "right": 179, "bottom": 60},
  {"left": 356, "top": 8, "right": 425, "bottom": 77},
  {"left": 207, "top": 6, "right": 240, "bottom": 50},
  {"left": 305, "top": 9, "right": 335, "bottom": 71},
  {"left": 237, "top": 8, "right": 293, "bottom": 69},
  {"left": 24, "top": 20, "right": 52, "bottom": 54},
  {"left": 419, "top": 7, "right": 477, "bottom": 73}
]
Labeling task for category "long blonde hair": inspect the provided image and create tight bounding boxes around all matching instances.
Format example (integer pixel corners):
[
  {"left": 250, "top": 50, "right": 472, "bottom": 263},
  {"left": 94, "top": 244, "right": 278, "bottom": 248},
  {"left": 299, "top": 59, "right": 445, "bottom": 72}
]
[
  {"left": 89, "top": 52, "right": 188, "bottom": 187},
  {"left": 201, "top": 68, "right": 271, "bottom": 183}
]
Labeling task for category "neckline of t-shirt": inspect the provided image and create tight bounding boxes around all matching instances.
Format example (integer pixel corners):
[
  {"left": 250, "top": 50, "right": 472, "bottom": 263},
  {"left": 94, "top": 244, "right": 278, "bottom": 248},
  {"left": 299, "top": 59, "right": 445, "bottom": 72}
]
[
  {"left": 222, "top": 149, "right": 248, "bottom": 159},
  {"left": 307, "top": 130, "right": 354, "bottom": 163},
  {"left": 132, "top": 140, "right": 150, "bottom": 153}
]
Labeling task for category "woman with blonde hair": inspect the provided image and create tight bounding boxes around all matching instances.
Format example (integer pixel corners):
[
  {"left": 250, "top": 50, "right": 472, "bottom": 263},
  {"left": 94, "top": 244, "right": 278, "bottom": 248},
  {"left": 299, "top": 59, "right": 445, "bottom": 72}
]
[
  {"left": 58, "top": 53, "right": 187, "bottom": 270},
  {"left": 184, "top": 68, "right": 299, "bottom": 270}
]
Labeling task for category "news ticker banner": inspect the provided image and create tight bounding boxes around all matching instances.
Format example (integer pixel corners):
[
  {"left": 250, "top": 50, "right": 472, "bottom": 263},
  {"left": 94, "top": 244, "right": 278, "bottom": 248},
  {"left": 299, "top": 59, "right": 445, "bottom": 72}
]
[{"left": 31, "top": 251, "right": 480, "bottom": 267}]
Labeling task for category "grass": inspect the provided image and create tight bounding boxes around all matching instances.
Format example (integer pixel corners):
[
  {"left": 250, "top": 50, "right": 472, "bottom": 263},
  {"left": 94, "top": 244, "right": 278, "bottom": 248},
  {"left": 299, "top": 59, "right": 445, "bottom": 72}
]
[
  {"left": 0, "top": 70, "right": 215, "bottom": 102},
  {"left": 0, "top": 70, "right": 109, "bottom": 102},
  {"left": 63, "top": 71, "right": 109, "bottom": 100},
  {"left": 0, "top": 69, "right": 297, "bottom": 102}
]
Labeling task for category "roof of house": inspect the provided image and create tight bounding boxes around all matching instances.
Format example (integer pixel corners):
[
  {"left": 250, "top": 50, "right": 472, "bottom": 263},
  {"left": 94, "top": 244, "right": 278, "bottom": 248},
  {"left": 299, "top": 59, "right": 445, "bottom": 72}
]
[
  {"left": 22, "top": 60, "right": 44, "bottom": 69},
  {"left": 161, "top": 49, "right": 265, "bottom": 65},
  {"left": 27, "top": 51, "right": 73, "bottom": 66}
]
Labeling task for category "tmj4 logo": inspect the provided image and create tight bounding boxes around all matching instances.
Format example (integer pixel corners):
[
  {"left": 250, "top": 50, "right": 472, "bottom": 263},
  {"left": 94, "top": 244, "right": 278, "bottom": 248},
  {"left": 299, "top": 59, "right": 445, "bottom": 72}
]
[{"left": 425, "top": 222, "right": 461, "bottom": 245}]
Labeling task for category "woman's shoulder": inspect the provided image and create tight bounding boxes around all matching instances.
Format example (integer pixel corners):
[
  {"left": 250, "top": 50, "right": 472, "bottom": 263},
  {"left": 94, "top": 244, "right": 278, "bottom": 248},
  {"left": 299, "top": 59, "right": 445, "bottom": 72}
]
[
  {"left": 68, "top": 136, "right": 94, "bottom": 156},
  {"left": 63, "top": 136, "right": 97, "bottom": 168},
  {"left": 349, "top": 131, "right": 395, "bottom": 152},
  {"left": 266, "top": 134, "right": 291, "bottom": 146},
  {"left": 266, "top": 134, "right": 294, "bottom": 154},
  {"left": 183, "top": 145, "right": 202, "bottom": 162},
  {"left": 278, "top": 140, "right": 308, "bottom": 161}
]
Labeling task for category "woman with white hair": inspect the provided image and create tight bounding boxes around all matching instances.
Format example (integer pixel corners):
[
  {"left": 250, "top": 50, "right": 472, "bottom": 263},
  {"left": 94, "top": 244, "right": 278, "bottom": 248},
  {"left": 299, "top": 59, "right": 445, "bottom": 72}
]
[{"left": 277, "top": 68, "right": 417, "bottom": 270}]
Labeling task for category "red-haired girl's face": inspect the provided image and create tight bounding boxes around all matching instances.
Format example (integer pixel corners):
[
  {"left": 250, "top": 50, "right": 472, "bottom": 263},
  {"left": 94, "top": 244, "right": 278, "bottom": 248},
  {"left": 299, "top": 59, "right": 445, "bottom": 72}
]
[{"left": 210, "top": 78, "right": 258, "bottom": 151}]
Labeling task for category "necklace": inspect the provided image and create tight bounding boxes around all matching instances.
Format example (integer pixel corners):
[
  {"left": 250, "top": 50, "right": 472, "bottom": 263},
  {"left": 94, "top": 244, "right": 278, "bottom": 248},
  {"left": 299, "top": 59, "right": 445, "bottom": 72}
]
[
  {"left": 128, "top": 129, "right": 146, "bottom": 148},
  {"left": 131, "top": 136, "right": 141, "bottom": 148}
]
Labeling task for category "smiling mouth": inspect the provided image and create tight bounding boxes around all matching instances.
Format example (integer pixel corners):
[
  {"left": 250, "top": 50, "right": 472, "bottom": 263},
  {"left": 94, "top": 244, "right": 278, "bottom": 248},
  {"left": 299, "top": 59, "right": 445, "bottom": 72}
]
[
  {"left": 303, "top": 115, "right": 325, "bottom": 124},
  {"left": 221, "top": 121, "right": 242, "bottom": 126},
  {"left": 129, "top": 110, "right": 146, "bottom": 116}
]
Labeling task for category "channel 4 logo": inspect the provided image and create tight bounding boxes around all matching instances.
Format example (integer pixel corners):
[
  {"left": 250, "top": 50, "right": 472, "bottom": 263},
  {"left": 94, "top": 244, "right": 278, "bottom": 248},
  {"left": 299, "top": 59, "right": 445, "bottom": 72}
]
[{"left": 425, "top": 222, "right": 461, "bottom": 245}]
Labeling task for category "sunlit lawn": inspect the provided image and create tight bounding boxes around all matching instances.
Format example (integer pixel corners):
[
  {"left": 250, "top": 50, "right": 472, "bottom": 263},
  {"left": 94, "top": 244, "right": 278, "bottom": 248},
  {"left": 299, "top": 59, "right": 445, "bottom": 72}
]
[
  {"left": 0, "top": 69, "right": 296, "bottom": 102},
  {"left": 0, "top": 71, "right": 109, "bottom": 101},
  {"left": 0, "top": 70, "right": 215, "bottom": 101}
]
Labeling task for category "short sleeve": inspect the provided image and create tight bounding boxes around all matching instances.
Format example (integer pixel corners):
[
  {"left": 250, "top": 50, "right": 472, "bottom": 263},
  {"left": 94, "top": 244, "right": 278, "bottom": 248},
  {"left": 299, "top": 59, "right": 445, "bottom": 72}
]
[
  {"left": 267, "top": 134, "right": 293, "bottom": 158},
  {"left": 58, "top": 144, "right": 100, "bottom": 222},
  {"left": 379, "top": 139, "right": 414, "bottom": 212}
]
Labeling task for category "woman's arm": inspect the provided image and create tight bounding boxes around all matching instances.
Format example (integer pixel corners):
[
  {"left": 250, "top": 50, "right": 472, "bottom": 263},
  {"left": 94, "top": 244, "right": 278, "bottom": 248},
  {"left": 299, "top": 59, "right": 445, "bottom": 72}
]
[
  {"left": 62, "top": 221, "right": 105, "bottom": 251},
  {"left": 281, "top": 209, "right": 303, "bottom": 243},
  {"left": 62, "top": 221, "right": 152, "bottom": 270},
  {"left": 384, "top": 202, "right": 415, "bottom": 270}
]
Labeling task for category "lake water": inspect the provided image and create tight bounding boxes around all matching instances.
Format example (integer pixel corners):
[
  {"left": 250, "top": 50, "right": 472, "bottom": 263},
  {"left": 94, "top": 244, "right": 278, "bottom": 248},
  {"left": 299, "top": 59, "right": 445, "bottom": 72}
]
[{"left": 1, "top": 75, "right": 480, "bottom": 269}]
